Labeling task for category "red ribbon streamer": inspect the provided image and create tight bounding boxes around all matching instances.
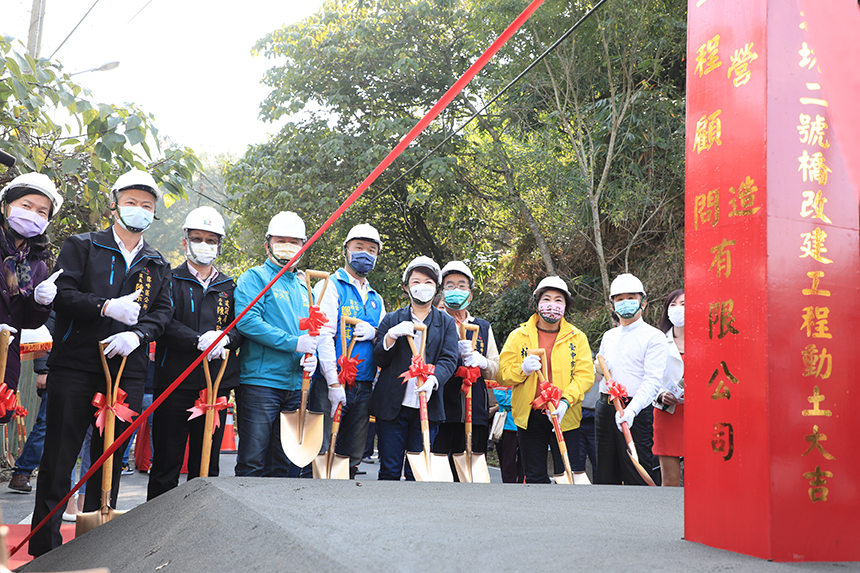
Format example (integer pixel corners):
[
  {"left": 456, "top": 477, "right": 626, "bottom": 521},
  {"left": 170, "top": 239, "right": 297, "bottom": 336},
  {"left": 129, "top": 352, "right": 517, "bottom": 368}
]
[
  {"left": 531, "top": 380, "right": 561, "bottom": 411},
  {"left": 456, "top": 365, "right": 481, "bottom": 394},
  {"left": 186, "top": 389, "right": 229, "bottom": 433},
  {"left": 337, "top": 355, "right": 364, "bottom": 388},
  {"left": 400, "top": 356, "right": 435, "bottom": 385},
  {"left": 91, "top": 388, "right": 138, "bottom": 435},
  {"left": 606, "top": 380, "right": 629, "bottom": 404},
  {"left": 299, "top": 306, "right": 328, "bottom": 337}
]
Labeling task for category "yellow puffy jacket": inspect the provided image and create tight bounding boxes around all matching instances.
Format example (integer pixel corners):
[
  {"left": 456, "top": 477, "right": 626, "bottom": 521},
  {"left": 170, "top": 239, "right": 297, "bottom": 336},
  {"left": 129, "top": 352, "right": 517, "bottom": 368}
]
[{"left": 498, "top": 315, "right": 594, "bottom": 431}]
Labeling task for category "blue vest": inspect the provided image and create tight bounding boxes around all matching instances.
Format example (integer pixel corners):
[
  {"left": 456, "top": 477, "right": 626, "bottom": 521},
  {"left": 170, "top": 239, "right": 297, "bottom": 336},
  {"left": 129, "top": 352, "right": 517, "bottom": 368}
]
[{"left": 332, "top": 268, "right": 383, "bottom": 382}]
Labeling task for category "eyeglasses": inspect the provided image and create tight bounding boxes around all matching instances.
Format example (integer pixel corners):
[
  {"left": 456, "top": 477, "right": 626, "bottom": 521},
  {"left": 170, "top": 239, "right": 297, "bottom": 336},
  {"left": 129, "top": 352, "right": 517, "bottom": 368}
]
[
  {"left": 442, "top": 284, "right": 469, "bottom": 291},
  {"left": 189, "top": 237, "right": 220, "bottom": 246}
]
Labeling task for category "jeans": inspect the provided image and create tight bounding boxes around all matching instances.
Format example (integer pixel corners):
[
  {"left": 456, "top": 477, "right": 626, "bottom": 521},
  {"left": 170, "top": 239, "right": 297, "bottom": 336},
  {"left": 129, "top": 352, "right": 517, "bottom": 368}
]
[
  {"left": 575, "top": 409, "right": 597, "bottom": 473},
  {"left": 376, "top": 407, "right": 438, "bottom": 481},
  {"left": 13, "top": 393, "right": 48, "bottom": 475},
  {"left": 235, "top": 384, "right": 301, "bottom": 477},
  {"left": 71, "top": 426, "right": 92, "bottom": 496},
  {"left": 364, "top": 421, "right": 376, "bottom": 458},
  {"left": 516, "top": 409, "right": 580, "bottom": 484}
]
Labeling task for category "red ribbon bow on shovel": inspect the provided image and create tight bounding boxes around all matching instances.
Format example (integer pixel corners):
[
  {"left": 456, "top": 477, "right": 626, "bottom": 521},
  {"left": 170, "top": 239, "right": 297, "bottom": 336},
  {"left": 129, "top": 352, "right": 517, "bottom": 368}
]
[
  {"left": 399, "top": 356, "right": 435, "bottom": 385},
  {"left": 0, "top": 383, "right": 15, "bottom": 417},
  {"left": 531, "top": 380, "right": 561, "bottom": 411},
  {"left": 456, "top": 365, "right": 481, "bottom": 395},
  {"left": 606, "top": 380, "right": 629, "bottom": 404},
  {"left": 299, "top": 306, "right": 328, "bottom": 336},
  {"left": 337, "top": 355, "right": 364, "bottom": 388},
  {"left": 186, "top": 389, "right": 229, "bottom": 433},
  {"left": 91, "top": 388, "right": 138, "bottom": 435},
  {"left": 13, "top": 404, "right": 28, "bottom": 419}
]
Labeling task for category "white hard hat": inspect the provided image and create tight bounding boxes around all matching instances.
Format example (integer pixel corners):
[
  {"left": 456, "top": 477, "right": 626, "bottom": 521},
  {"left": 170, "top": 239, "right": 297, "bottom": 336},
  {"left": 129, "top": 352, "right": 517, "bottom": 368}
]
[
  {"left": 402, "top": 255, "right": 441, "bottom": 285},
  {"left": 267, "top": 211, "right": 306, "bottom": 241},
  {"left": 533, "top": 276, "right": 572, "bottom": 298},
  {"left": 609, "top": 273, "right": 646, "bottom": 298},
  {"left": 183, "top": 206, "right": 225, "bottom": 237},
  {"left": 440, "top": 261, "right": 474, "bottom": 288},
  {"left": 343, "top": 223, "right": 382, "bottom": 251},
  {"left": 111, "top": 169, "right": 162, "bottom": 201},
  {"left": 1, "top": 172, "right": 64, "bottom": 216}
]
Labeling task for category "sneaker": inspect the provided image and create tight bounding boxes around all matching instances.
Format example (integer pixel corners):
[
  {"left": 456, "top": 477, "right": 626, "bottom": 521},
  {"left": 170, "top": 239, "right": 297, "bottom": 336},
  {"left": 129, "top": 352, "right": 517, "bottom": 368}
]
[
  {"left": 121, "top": 464, "right": 134, "bottom": 476},
  {"left": 62, "top": 511, "right": 78, "bottom": 522},
  {"left": 8, "top": 473, "right": 32, "bottom": 493},
  {"left": 361, "top": 456, "right": 375, "bottom": 464}
]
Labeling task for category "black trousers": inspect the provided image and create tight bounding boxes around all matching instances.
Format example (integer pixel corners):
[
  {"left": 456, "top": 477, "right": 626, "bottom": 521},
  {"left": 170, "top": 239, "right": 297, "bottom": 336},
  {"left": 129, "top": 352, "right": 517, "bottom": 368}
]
[
  {"left": 30, "top": 367, "right": 143, "bottom": 557},
  {"left": 516, "top": 409, "right": 580, "bottom": 484},
  {"left": 594, "top": 394, "right": 658, "bottom": 485},
  {"left": 431, "top": 422, "right": 489, "bottom": 454},
  {"left": 496, "top": 428, "right": 524, "bottom": 483},
  {"left": 147, "top": 386, "right": 230, "bottom": 500}
]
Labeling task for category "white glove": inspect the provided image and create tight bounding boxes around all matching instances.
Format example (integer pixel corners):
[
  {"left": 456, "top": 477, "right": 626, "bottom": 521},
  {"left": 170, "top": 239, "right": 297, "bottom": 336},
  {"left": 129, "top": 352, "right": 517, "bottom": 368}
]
[
  {"left": 551, "top": 400, "right": 568, "bottom": 422},
  {"left": 353, "top": 321, "right": 376, "bottom": 342},
  {"left": 0, "top": 324, "right": 17, "bottom": 345},
  {"left": 296, "top": 334, "right": 319, "bottom": 355},
  {"left": 198, "top": 330, "right": 229, "bottom": 361},
  {"left": 457, "top": 339, "right": 473, "bottom": 359},
  {"left": 300, "top": 353, "right": 318, "bottom": 373},
  {"left": 464, "top": 350, "right": 488, "bottom": 370},
  {"left": 521, "top": 354, "right": 542, "bottom": 376},
  {"left": 328, "top": 384, "right": 346, "bottom": 417},
  {"left": 387, "top": 321, "right": 415, "bottom": 340},
  {"left": 615, "top": 407, "right": 635, "bottom": 431},
  {"left": 103, "top": 290, "right": 142, "bottom": 326},
  {"left": 102, "top": 332, "right": 141, "bottom": 358},
  {"left": 34, "top": 269, "right": 63, "bottom": 306},
  {"left": 416, "top": 375, "right": 438, "bottom": 401}
]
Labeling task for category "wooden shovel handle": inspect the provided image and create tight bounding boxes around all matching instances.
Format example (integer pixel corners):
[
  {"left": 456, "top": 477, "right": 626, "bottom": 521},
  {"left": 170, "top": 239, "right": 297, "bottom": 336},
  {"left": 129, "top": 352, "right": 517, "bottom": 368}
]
[
  {"left": 304, "top": 269, "right": 331, "bottom": 305},
  {"left": 342, "top": 316, "right": 362, "bottom": 357},
  {"left": 0, "top": 329, "right": 10, "bottom": 387},
  {"left": 527, "top": 348, "right": 548, "bottom": 383},
  {"left": 459, "top": 323, "right": 479, "bottom": 350},
  {"left": 597, "top": 355, "right": 638, "bottom": 457}
]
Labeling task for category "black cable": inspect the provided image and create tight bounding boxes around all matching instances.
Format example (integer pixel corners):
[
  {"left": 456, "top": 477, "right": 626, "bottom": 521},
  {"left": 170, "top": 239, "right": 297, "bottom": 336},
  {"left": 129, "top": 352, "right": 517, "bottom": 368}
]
[
  {"left": 373, "top": 0, "right": 610, "bottom": 198},
  {"left": 49, "top": 0, "right": 101, "bottom": 60},
  {"left": 196, "top": 172, "right": 241, "bottom": 215}
]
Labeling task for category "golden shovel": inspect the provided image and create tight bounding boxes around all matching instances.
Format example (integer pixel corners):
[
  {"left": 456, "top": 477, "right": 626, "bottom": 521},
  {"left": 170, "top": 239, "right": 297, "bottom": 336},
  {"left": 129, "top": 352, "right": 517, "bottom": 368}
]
[
  {"left": 199, "top": 353, "right": 230, "bottom": 478},
  {"left": 529, "top": 349, "right": 574, "bottom": 485},
  {"left": 77, "top": 344, "right": 129, "bottom": 536},
  {"left": 280, "top": 270, "right": 330, "bottom": 468},
  {"left": 406, "top": 324, "right": 453, "bottom": 482},
  {"left": 453, "top": 323, "right": 491, "bottom": 483},
  {"left": 0, "top": 330, "right": 14, "bottom": 466}
]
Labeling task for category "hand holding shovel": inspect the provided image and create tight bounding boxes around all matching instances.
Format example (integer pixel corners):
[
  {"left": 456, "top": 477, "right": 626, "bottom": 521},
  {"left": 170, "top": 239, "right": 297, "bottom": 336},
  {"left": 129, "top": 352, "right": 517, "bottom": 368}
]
[
  {"left": 453, "top": 323, "right": 490, "bottom": 483},
  {"left": 195, "top": 353, "right": 230, "bottom": 478},
  {"left": 528, "top": 349, "right": 574, "bottom": 485}
]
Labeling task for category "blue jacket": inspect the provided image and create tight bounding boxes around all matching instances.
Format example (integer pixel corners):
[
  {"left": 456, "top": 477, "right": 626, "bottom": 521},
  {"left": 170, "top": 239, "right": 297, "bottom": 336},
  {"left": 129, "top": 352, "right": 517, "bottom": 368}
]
[
  {"left": 492, "top": 388, "right": 517, "bottom": 432},
  {"left": 331, "top": 268, "right": 383, "bottom": 382},
  {"left": 235, "top": 260, "right": 310, "bottom": 391}
]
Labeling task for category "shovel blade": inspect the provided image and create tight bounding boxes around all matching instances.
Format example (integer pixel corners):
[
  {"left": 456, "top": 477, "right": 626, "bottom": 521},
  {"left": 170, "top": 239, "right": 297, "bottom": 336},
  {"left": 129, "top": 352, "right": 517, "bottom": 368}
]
[
  {"left": 280, "top": 410, "right": 325, "bottom": 468},
  {"left": 407, "top": 451, "right": 454, "bottom": 482},
  {"left": 573, "top": 472, "right": 592, "bottom": 485},
  {"left": 553, "top": 472, "right": 573, "bottom": 485},
  {"left": 311, "top": 452, "right": 351, "bottom": 480},
  {"left": 452, "top": 452, "right": 491, "bottom": 483},
  {"left": 75, "top": 507, "right": 127, "bottom": 537}
]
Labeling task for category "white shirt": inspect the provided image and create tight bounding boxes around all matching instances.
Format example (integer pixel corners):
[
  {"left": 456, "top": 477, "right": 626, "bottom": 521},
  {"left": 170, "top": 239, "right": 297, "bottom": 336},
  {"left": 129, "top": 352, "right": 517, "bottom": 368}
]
[
  {"left": 400, "top": 309, "right": 427, "bottom": 409},
  {"left": 597, "top": 317, "right": 669, "bottom": 415},
  {"left": 112, "top": 226, "right": 144, "bottom": 269},
  {"left": 188, "top": 262, "right": 218, "bottom": 290}
]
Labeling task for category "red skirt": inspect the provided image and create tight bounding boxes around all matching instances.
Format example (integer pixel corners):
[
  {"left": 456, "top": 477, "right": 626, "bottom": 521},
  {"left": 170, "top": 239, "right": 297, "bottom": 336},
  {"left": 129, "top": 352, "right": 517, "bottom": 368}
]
[{"left": 652, "top": 403, "right": 684, "bottom": 457}]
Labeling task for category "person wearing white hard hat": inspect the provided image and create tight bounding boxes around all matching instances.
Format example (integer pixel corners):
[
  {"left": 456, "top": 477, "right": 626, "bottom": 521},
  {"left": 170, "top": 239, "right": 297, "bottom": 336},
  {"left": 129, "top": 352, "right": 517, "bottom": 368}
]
[
  {"left": 147, "top": 206, "right": 244, "bottom": 499},
  {"left": 0, "top": 172, "right": 64, "bottom": 424},
  {"left": 314, "top": 223, "right": 386, "bottom": 478},
  {"left": 432, "top": 261, "right": 500, "bottom": 472},
  {"left": 498, "top": 276, "right": 594, "bottom": 484},
  {"left": 370, "top": 256, "right": 459, "bottom": 480},
  {"left": 233, "top": 211, "right": 319, "bottom": 477},
  {"left": 30, "top": 168, "right": 173, "bottom": 556},
  {"left": 593, "top": 273, "right": 669, "bottom": 486}
]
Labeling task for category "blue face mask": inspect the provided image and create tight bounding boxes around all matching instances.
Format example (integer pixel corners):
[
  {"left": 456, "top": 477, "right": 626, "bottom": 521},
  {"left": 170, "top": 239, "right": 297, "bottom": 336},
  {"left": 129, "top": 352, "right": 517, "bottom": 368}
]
[
  {"left": 444, "top": 288, "right": 470, "bottom": 310},
  {"left": 116, "top": 205, "right": 154, "bottom": 233},
  {"left": 614, "top": 298, "right": 641, "bottom": 319},
  {"left": 348, "top": 251, "right": 376, "bottom": 276}
]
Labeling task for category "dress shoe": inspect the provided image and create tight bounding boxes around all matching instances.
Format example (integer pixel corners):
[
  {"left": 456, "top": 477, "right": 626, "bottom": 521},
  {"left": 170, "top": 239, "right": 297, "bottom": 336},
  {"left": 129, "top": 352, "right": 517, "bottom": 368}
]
[{"left": 8, "top": 473, "right": 32, "bottom": 493}]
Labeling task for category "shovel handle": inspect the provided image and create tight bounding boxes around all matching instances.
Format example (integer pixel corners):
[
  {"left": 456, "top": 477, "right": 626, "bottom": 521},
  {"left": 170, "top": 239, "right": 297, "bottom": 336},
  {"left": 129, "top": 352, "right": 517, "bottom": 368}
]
[
  {"left": 341, "top": 316, "right": 362, "bottom": 359},
  {"left": 527, "top": 348, "right": 548, "bottom": 383},
  {"left": 597, "top": 356, "right": 639, "bottom": 461},
  {"left": 459, "top": 323, "right": 479, "bottom": 350},
  {"left": 0, "top": 329, "right": 10, "bottom": 387},
  {"left": 418, "top": 390, "right": 431, "bottom": 462},
  {"left": 304, "top": 270, "right": 330, "bottom": 306}
]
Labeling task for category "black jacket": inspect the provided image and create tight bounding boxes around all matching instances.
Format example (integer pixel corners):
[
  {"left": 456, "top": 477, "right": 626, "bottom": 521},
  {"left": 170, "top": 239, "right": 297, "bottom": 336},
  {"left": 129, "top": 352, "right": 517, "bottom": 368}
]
[
  {"left": 153, "top": 262, "right": 242, "bottom": 391},
  {"left": 371, "top": 306, "right": 459, "bottom": 423},
  {"left": 48, "top": 228, "right": 172, "bottom": 379}
]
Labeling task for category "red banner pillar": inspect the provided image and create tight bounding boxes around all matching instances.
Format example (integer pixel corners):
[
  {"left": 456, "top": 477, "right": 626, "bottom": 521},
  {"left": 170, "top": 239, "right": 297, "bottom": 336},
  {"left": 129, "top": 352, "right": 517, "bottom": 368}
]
[{"left": 684, "top": 0, "right": 859, "bottom": 562}]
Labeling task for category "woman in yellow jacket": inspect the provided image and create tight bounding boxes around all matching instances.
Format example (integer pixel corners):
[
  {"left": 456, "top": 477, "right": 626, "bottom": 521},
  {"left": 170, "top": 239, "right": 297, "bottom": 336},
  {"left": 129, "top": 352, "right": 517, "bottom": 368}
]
[{"left": 499, "top": 277, "right": 594, "bottom": 483}]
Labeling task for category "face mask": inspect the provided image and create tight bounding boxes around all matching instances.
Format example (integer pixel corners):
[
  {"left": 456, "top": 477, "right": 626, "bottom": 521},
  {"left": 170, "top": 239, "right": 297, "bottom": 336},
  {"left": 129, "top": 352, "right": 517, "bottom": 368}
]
[
  {"left": 668, "top": 306, "right": 684, "bottom": 327},
  {"left": 348, "top": 251, "right": 376, "bottom": 276},
  {"left": 443, "top": 288, "right": 470, "bottom": 310},
  {"left": 116, "top": 205, "right": 154, "bottom": 233},
  {"left": 271, "top": 242, "right": 302, "bottom": 267},
  {"left": 538, "top": 301, "right": 564, "bottom": 323},
  {"left": 409, "top": 283, "right": 436, "bottom": 305},
  {"left": 187, "top": 241, "right": 219, "bottom": 266},
  {"left": 614, "top": 298, "right": 641, "bottom": 319},
  {"left": 6, "top": 205, "right": 48, "bottom": 238}
]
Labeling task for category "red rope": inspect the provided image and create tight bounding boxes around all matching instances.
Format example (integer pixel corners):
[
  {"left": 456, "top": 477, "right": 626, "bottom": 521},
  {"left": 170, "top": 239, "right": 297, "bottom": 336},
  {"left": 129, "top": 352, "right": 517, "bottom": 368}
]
[{"left": 11, "top": 0, "right": 546, "bottom": 556}]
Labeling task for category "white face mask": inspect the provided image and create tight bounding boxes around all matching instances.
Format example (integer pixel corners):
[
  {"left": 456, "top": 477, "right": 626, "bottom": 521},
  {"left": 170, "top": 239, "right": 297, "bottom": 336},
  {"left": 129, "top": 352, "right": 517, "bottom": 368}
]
[
  {"left": 187, "top": 242, "right": 218, "bottom": 266},
  {"left": 271, "top": 242, "right": 302, "bottom": 267},
  {"left": 409, "top": 283, "right": 436, "bottom": 305},
  {"left": 668, "top": 306, "right": 684, "bottom": 327}
]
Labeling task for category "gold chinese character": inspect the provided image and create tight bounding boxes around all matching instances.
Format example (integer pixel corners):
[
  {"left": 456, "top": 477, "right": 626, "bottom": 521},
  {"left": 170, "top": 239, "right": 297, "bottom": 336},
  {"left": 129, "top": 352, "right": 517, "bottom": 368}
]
[
  {"left": 711, "top": 422, "right": 733, "bottom": 461},
  {"left": 800, "top": 190, "right": 831, "bottom": 224},
  {"left": 802, "top": 466, "right": 832, "bottom": 502},
  {"left": 727, "top": 176, "right": 761, "bottom": 217},
  {"left": 727, "top": 42, "right": 758, "bottom": 87},
  {"left": 801, "top": 344, "right": 832, "bottom": 379},
  {"left": 799, "top": 228, "right": 833, "bottom": 264},
  {"left": 707, "top": 361, "right": 739, "bottom": 400},
  {"left": 694, "top": 189, "right": 719, "bottom": 230},
  {"left": 800, "top": 306, "right": 832, "bottom": 339},
  {"left": 798, "top": 42, "right": 816, "bottom": 69},
  {"left": 708, "top": 300, "right": 739, "bottom": 340},
  {"left": 797, "top": 114, "right": 830, "bottom": 149},
  {"left": 802, "top": 425, "right": 835, "bottom": 460},
  {"left": 695, "top": 35, "right": 722, "bottom": 77},
  {"left": 797, "top": 150, "right": 831, "bottom": 185},
  {"left": 694, "top": 110, "right": 722, "bottom": 154},
  {"left": 802, "top": 271, "right": 830, "bottom": 297},
  {"left": 708, "top": 239, "right": 736, "bottom": 278},
  {"left": 802, "top": 386, "right": 833, "bottom": 417},
  {"left": 800, "top": 97, "right": 829, "bottom": 107}
]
